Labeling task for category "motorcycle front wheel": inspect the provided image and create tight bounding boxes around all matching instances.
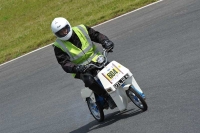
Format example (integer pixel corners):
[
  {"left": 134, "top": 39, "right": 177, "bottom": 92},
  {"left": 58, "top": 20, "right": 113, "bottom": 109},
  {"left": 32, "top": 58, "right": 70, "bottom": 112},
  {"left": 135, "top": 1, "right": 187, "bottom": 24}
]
[
  {"left": 86, "top": 98, "right": 104, "bottom": 122},
  {"left": 126, "top": 86, "right": 148, "bottom": 111}
]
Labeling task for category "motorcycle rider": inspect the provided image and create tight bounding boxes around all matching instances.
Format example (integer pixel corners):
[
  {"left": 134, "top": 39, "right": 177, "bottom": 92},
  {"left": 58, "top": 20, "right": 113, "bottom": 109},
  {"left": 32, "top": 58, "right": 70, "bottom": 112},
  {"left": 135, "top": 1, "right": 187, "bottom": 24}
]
[{"left": 51, "top": 17, "right": 115, "bottom": 108}]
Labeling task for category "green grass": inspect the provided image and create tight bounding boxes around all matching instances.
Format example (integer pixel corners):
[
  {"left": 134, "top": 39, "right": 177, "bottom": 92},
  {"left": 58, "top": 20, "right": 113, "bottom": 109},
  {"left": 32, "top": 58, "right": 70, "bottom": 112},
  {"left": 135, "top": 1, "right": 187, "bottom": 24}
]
[{"left": 0, "top": 0, "right": 157, "bottom": 64}]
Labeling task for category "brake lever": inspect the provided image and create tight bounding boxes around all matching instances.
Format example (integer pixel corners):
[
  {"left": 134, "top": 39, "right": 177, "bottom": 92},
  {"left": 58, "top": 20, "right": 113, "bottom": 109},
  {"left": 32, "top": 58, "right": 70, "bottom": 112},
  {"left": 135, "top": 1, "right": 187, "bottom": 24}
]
[
  {"left": 108, "top": 49, "right": 113, "bottom": 52},
  {"left": 104, "top": 47, "right": 113, "bottom": 53},
  {"left": 83, "top": 65, "right": 90, "bottom": 73}
]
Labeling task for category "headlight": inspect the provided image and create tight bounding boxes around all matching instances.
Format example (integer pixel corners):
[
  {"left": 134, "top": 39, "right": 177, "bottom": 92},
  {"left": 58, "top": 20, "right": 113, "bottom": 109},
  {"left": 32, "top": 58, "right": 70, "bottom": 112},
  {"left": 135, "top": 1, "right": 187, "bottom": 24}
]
[{"left": 97, "top": 55, "right": 105, "bottom": 64}]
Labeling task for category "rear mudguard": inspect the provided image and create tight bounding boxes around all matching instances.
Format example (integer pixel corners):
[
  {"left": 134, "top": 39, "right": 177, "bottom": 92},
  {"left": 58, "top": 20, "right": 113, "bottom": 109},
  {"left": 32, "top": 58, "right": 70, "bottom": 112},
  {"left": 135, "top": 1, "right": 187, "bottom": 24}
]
[{"left": 81, "top": 88, "right": 96, "bottom": 102}]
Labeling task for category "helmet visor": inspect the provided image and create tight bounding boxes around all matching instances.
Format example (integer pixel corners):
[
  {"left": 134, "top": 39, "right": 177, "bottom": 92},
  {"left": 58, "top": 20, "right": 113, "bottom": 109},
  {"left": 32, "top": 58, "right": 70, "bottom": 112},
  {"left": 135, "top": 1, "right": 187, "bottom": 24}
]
[{"left": 55, "top": 25, "right": 71, "bottom": 38}]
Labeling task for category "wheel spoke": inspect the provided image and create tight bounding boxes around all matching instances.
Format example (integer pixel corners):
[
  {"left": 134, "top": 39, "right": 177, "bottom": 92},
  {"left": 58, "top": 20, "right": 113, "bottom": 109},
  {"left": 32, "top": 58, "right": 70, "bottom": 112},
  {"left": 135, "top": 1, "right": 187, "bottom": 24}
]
[
  {"left": 88, "top": 100, "right": 100, "bottom": 119},
  {"left": 127, "top": 89, "right": 146, "bottom": 110},
  {"left": 87, "top": 98, "right": 105, "bottom": 122}
]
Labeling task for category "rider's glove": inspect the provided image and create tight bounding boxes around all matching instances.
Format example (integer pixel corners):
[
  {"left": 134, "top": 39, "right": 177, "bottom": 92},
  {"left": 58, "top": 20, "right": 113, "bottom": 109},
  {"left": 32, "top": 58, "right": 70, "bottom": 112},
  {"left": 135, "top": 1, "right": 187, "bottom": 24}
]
[
  {"left": 102, "top": 40, "right": 114, "bottom": 52},
  {"left": 75, "top": 65, "right": 86, "bottom": 73}
]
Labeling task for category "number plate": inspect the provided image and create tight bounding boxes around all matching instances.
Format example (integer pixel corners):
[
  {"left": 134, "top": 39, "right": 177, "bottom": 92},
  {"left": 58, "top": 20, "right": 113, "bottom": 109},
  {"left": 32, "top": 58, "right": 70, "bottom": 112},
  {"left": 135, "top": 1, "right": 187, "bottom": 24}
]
[
  {"left": 105, "top": 67, "right": 120, "bottom": 80},
  {"left": 113, "top": 74, "right": 129, "bottom": 89},
  {"left": 102, "top": 63, "right": 124, "bottom": 84}
]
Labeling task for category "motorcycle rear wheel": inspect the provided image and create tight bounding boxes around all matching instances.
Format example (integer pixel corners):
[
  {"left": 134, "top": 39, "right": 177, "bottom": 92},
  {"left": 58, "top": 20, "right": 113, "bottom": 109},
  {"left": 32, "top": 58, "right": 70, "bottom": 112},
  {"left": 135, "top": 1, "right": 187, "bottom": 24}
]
[
  {"left": 86, "top": 98, "right": 104, "bottom": 122},
  {"left": 126, "top": 86, "right": 148, "bottom": 111}
]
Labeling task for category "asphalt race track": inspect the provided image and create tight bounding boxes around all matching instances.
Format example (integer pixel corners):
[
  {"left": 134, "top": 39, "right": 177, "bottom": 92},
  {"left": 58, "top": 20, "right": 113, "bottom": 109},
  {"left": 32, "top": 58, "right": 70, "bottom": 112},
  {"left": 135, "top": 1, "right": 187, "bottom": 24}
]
[{"left": 1, "top": 0, "right": 200, "bottom": 133}]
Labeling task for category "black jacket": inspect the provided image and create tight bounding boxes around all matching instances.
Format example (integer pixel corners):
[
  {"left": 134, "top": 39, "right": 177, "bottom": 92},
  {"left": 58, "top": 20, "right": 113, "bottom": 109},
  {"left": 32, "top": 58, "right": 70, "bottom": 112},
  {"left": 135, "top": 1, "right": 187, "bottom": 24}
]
[{"left": 53, "top": 25, "right": 109, "bottom": 74}]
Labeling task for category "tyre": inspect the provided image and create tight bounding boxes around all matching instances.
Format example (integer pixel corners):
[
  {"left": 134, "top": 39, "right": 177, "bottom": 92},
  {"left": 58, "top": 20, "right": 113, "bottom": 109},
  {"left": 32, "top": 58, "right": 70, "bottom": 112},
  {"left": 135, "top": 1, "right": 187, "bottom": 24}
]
[
  {"left": 86, "top": 98, "right": 104, "bottom": 122},
  {"left": 126, "top": 86, "right": 148, "bottom": 111}
]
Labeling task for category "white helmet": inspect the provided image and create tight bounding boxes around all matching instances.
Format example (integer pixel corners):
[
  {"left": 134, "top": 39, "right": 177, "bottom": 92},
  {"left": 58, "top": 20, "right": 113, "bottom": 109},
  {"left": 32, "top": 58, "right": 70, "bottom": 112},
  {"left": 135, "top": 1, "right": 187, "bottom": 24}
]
[{"left": 51, "top": 17, "right": 72, "bottom": 41}]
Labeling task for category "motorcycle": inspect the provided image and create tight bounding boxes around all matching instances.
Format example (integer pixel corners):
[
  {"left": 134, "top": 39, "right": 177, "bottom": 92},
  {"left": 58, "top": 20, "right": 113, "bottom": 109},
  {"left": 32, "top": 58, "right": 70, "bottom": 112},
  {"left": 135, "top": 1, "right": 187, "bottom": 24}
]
[{"left": 81, "top": 49, "right": 148, "bottom": 122}]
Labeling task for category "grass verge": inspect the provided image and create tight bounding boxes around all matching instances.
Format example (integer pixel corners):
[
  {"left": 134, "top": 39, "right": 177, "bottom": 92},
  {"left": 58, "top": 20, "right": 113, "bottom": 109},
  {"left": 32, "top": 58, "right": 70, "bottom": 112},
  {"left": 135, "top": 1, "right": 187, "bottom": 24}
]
[{"left": 0, "top": 0, "right": 157, "bottom": 64}]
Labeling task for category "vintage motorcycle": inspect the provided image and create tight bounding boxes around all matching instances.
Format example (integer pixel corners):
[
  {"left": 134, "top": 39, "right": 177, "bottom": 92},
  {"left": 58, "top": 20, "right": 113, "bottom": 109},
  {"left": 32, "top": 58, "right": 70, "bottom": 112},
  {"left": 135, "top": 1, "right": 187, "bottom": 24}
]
[{"left": 81, "top": 49, "right": 147, "bottom": 122}]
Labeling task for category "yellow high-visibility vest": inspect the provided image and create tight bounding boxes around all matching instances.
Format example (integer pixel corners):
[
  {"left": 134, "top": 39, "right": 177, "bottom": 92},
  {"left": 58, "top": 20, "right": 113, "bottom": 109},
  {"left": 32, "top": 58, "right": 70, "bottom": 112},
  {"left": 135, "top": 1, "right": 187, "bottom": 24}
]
[{"left": 54, "top": 24, "right": 101, "bottom": 77}]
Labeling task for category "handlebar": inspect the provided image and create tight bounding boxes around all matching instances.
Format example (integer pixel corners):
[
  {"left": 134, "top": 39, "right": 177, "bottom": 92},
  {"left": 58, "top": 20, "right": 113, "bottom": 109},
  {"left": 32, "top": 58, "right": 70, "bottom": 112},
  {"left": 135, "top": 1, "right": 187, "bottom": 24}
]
[{"left": 83, "top": 48, "right": 111, "bottom": 72}]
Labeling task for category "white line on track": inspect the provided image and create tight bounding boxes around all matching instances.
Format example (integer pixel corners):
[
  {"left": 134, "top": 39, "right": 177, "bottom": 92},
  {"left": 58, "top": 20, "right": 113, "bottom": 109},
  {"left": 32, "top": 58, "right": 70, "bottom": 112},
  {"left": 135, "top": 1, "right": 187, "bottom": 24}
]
[{"left": 0, "top": 0, "right": 163, "bottom": 67}]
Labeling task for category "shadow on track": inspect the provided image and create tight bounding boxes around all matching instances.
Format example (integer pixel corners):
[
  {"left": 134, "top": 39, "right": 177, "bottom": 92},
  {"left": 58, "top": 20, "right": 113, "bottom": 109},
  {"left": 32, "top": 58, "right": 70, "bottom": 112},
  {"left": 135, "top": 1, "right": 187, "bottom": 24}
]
[{"left": 69, "top": 108, "right": 144, "bottom": 133}]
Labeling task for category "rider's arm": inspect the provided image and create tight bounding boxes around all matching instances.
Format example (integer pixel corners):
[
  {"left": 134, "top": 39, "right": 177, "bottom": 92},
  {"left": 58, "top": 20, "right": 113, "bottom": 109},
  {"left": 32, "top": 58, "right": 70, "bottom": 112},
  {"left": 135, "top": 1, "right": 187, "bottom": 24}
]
[
  {"left": 86, "top": 26, "right": 109, "bottom": 44},
  {"left": 86, "top": 26, "right": 114, "bottom": 50},
  {"left": 54, "top": 46, "right": 77, "bottom": 73}
]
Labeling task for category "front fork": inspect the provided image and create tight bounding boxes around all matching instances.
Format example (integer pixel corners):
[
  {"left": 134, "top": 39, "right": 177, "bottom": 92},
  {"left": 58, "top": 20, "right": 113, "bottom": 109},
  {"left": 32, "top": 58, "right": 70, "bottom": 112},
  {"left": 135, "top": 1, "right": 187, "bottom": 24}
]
[{"left": 123, "top": 75, "right": 146, "bottom": 100}]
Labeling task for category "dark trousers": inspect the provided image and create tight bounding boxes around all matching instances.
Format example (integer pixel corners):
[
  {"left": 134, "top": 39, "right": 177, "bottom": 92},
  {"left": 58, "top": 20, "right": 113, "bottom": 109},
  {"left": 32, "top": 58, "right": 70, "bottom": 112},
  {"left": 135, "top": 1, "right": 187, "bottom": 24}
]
[{"left": 78, "top": 73, "right": 107, "bottom": 96}]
